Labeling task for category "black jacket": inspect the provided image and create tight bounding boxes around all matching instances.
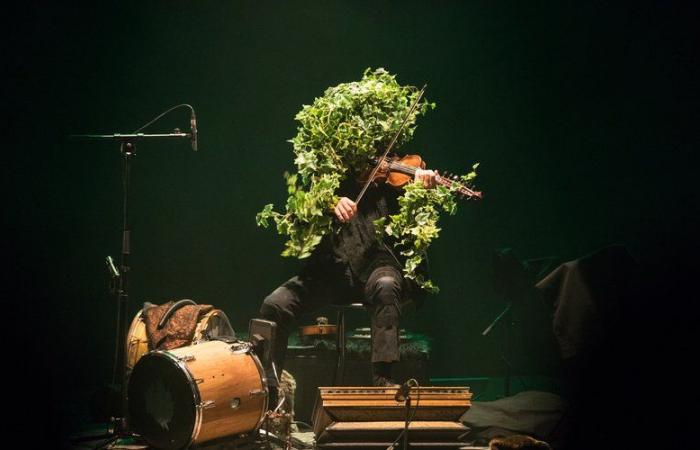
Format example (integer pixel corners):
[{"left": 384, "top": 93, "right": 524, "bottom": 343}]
[{"left": 308, "top": 178, "right": 427, "bottom": 304}]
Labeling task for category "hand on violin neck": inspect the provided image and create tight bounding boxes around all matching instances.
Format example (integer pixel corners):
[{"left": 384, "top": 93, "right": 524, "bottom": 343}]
[
  {"left": 334, "top": 197, "right": 357, "bottom": 223},
  {"left": 414, "top": 168, "right": 437, "bottom": 188}
]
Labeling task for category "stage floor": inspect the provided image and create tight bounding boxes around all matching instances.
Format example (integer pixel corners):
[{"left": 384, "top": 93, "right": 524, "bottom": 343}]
[{"left": 67, "top": 428, "right": 490, "bottom": 449}]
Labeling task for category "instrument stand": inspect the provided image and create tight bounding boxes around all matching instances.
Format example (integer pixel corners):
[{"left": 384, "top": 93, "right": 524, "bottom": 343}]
[
  {"left": 71, "top": 128, "right": 193, "bottom": 432},
  {"left": 386, "top": 390, "right": 414, "bottom": 450},
  {"left": 403, "top": 395, "right": 412, "bottom": 450},
  {"left": 112, "top": 140, "right": 134, "bottom": 432},
  {"left": 485, "top": 248, "right": 538, "bottom": 398},
  {"left": 482, "top": 300, "right": 514, "bottom": 397}
]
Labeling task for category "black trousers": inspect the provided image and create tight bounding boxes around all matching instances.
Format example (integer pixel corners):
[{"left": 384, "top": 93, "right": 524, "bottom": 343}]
[{"left": 259, "top": 264, "right": 403, "bottom": 379}]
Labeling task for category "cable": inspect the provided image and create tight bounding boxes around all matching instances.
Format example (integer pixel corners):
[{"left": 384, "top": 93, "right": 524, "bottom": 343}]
[
  {"left": 292, "top": 420, "right": 313, "bottom": 431},
  {"left": 132, "top": 104, "right": 194, "bottom": 133},
  {"left": 157, "top": 299, "right": 197, "bottom": 329}
]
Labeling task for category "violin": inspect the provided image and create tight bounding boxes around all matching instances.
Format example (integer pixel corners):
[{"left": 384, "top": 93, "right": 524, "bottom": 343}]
[{"left": 359, "top": 154, "right": 483, "bottom": 200}]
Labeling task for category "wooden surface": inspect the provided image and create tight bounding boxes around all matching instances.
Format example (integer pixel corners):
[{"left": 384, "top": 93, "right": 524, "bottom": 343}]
[
  {"left": 125, "top": 310, "right": 150, "bottom": 375},
  {"left": 318, "top": 419, "right": 471, "bottom": 447},
  {"left": 312, "top": 386, "right": 472, "bottom": 438},
  {"left": 298, "top": 324, "right": 338, "bottom": 337},
  {"left": 167, "top": 340, "right": 267, "bottom": 444},
  {"left": 327, "top": 421, "right": 467, "bottom": 431}
]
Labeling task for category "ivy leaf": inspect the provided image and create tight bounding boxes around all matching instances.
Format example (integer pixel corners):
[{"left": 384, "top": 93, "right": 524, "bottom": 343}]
[
  {"left": 375, "top": 166, "right": 480, "bottom": 292},
  {"left": 256, "top": 67, "right": 481, "bottom": 292},
  {"left": 255, "top": 204, "right": 275, "bottom": 228}
]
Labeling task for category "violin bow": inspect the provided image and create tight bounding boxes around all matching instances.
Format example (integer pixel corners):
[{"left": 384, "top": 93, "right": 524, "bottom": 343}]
[{"left": 354, "top": 84, "right": 427, "bottom": 205}]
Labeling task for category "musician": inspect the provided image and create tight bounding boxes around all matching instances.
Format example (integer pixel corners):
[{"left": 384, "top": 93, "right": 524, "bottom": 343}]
[{"left": 259, "top": 165, "right": 437, "bottom": 395}]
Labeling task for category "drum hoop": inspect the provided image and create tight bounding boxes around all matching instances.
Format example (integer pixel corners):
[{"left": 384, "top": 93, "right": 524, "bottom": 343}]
[
  {"left": 125, "top": 311, "right": 144, "bottom": 347},
  {"left": 192, "top": 310, "right": 215, "bottom": 344},
  {"left": 192, "top": 309, "right": 234, "bottom": 345},
  {"left": 149, "top": 350, "right": 203, "bottom": 448},
  {"left": 248, "top": 351, "right": 270, "bottom": 431}
]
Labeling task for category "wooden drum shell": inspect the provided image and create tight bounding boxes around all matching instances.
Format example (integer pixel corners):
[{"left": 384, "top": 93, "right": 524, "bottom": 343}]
[
  {"left": 168, "top": 340, "right": 268, "bottom": 445},
  {"left": 127, "top": 340, "right": 268, "bottom": 449}
]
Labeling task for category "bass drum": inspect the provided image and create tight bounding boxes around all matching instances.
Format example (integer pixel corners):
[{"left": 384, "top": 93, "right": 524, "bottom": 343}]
[
  {"left": 127, "top": 340, "right": 268, "bottom": 449},
  {"left": 125, "top": 308, "right": 234, "bottom": 378}
]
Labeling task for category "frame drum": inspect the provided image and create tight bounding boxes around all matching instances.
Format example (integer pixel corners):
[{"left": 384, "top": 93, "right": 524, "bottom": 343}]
[
  {"left": 125, "top": 308, "right": 234, "bottom": 378},
  {"left": 127, "top": 340, "right": 268, "bottom": 449}
]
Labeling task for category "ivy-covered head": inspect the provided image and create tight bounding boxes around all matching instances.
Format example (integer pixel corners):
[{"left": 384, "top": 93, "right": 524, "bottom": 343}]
[
  {"left": 258, "top": 68, "right": 479, "bottom": 292},
  {"left": 289, "top": 68, "right": 434, "bottom": 184}
]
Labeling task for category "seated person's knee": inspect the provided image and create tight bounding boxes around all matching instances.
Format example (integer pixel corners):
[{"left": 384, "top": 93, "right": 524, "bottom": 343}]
[{"left": 372, "top": 275, "right": 401, "bottom": 305}]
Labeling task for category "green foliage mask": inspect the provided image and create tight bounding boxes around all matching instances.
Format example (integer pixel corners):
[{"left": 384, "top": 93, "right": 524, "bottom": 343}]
[{"left": 257, "top": 68, "right": 478, "bottom": 292}]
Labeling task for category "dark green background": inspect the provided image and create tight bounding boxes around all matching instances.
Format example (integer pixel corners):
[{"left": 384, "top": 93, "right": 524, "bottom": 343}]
[{"left": 7, "top": 0, "right": 697, "bottom": 443}]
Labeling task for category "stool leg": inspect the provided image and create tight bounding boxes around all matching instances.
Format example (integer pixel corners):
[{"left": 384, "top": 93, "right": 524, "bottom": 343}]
[{"left": 333, "top": 309, "right": 346, "bottom": 385}]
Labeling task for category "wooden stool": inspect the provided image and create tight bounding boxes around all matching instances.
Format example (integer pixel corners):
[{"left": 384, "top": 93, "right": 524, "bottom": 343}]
[{"left": 331, "top": 298, "right": 412, "bottom": 385}]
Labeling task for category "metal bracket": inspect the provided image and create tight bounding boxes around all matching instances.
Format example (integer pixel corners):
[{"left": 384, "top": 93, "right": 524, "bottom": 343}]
[
  {"left": 230, "top": 342, "right": 253, "bottom": 354},
  {"left": 198, "top": 400, "right": 216, "bottom": 410},
  {"left": 249, "top": 389, "right": 267, "bottom": 398}
]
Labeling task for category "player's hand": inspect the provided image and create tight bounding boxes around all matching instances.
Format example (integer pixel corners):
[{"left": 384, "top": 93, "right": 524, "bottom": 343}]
[
  {"left": 334, "top": 197, "right": 357, "bottom": 223},
  {"left": 415, "top": 168, "right": 437, "bottom": 188}
]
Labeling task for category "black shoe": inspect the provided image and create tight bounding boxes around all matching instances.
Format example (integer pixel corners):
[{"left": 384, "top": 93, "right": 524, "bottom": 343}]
[
  {"left": 372, "top": 374, "right": 399, "bottom": 387},
  {"left": 372, "top": 361, "right": 398, "bottom": 387}
]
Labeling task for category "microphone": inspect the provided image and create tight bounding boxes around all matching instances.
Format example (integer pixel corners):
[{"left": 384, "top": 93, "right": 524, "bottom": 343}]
[
  {"left": 190, "top": 109, "right": 198, "bottom": 152},
  {"left": 394, "top": 380, "right": 412, "bottom": 402},
  {"left": 105, "top": 255, "right": 120, "bottom": 278}
]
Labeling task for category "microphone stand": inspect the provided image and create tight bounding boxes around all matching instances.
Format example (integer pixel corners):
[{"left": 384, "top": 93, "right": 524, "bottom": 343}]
[
  {"left": 403, "top": 393, "right": 412, "bottom": 450},
  {"left": 70, "top": 130, "right": 192, "bottom": 431},
  {"left": 481, "top": 300, "right": 513, "bottom": 397},
  {"left": 389, "top": 380, "right": 418, "bottom": 450}
]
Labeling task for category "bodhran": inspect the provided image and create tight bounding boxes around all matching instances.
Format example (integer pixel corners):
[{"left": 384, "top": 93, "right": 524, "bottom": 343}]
[
  {"left": 127, "top": 340, "right": 268, "bottom": 449},
  {"left": 125, "top": 308, "right": 235, "bottom": 378}
]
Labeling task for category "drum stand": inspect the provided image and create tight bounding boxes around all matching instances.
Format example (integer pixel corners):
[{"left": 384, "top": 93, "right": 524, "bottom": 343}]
[
  {"left": 262, "top": 411, "right": 294, "bottom": 450},
  {"left": 72, "top": 119, "right": 194, "bottom": 434},
  {"left": 259, "top": 388, "right": 293, "bottom": 450}
]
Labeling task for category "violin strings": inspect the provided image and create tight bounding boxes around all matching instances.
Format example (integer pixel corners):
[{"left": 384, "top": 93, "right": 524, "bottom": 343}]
[{"left": 380, "top": 159, "right": 479, "bottom": 197}]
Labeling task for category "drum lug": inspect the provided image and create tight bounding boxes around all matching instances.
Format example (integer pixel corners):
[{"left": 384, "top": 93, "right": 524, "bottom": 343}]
[
  {"left": 249, "top": 389, "right": 267, "bottom": 398},
  {"left": 178, "top": 354, "right": 196, "bottom": 362},
  {"left": 230, "top": 342, "right": 252, "bottom": 354},
  {"left": 198, "top": 400, "right": 216, "bottom": 410}
]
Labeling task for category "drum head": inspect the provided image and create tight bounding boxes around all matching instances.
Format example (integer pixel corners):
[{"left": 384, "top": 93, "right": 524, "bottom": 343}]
[{"left": 128, "top": 353, "right": 198, "bottom": 450}]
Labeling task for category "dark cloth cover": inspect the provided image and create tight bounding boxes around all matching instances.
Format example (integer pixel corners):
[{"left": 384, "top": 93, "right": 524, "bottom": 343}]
[
  {"left": 461, "top": 391, "right": 567, "bottom": 447},
  {"left": 143, "top": 300, "right": 214, "bottom": 350},
  {"left": 535, "top": 245, "right": 638, "bottom": 360},
  {"left": 535, "top": 260, "right": 598, "bottom": 360}
]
